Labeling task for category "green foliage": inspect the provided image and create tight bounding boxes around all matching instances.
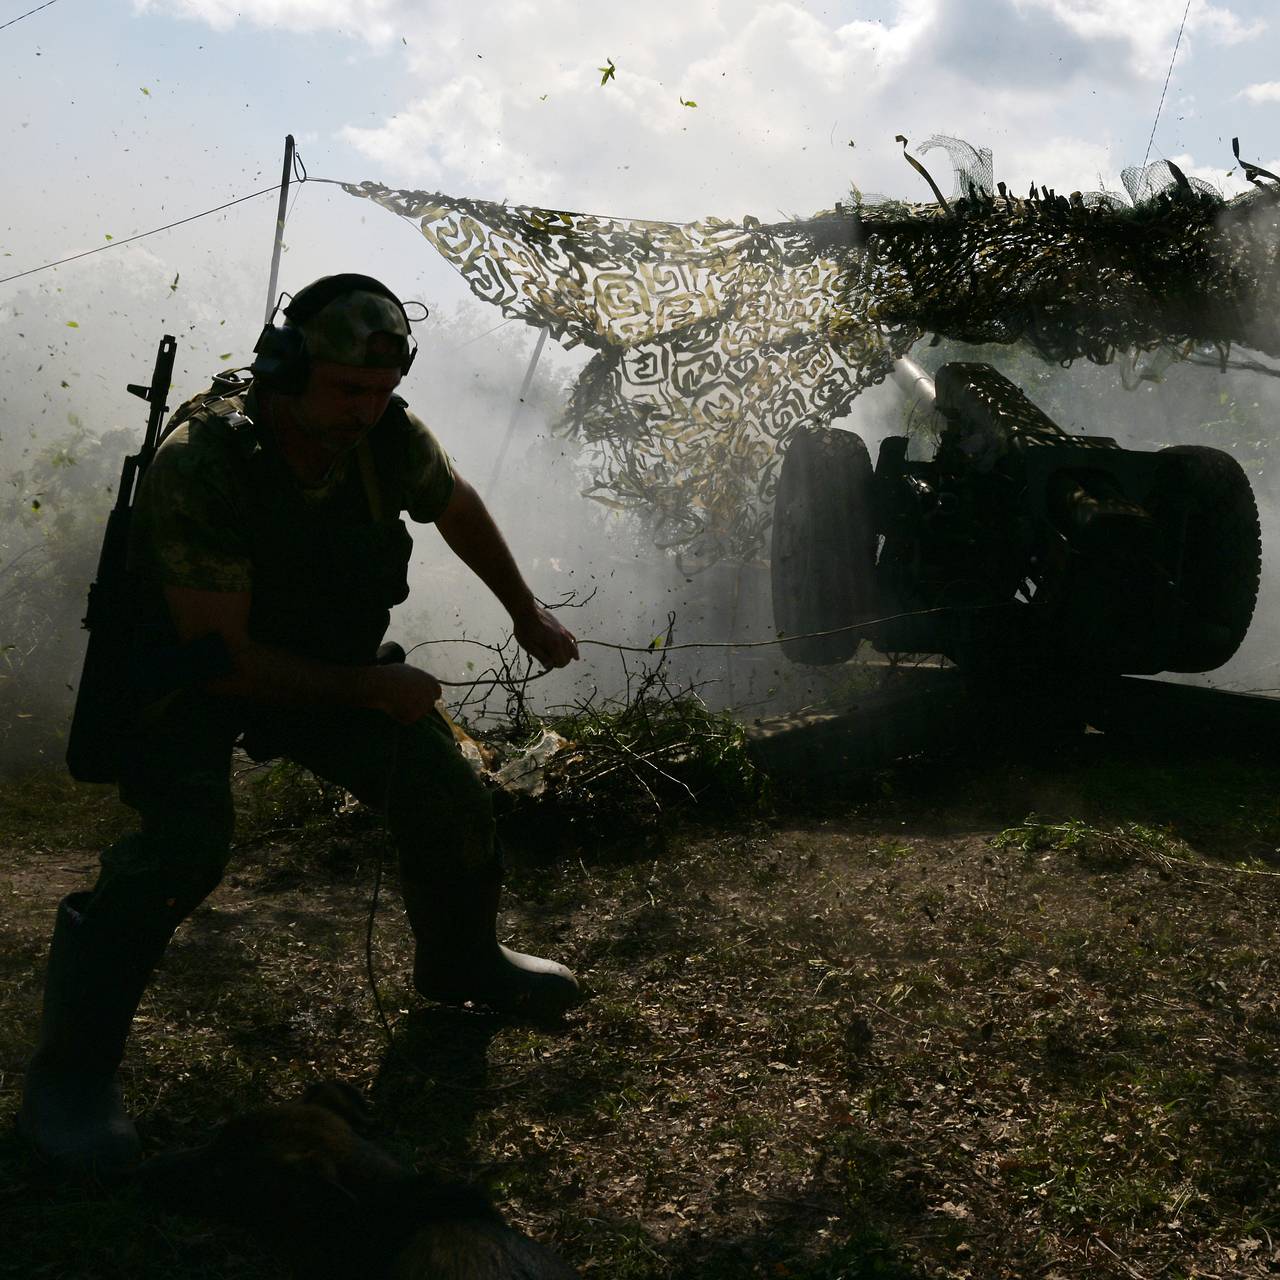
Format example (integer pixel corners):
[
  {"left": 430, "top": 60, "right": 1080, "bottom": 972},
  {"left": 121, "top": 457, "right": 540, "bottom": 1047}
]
[
  {"left": 493, "top": 657, "right": 770, "bottom": 844},
  {"left": 545, "top": 688, "right": 765, "bottom": 818},
  {"left": 992, "top": 816, "right": 1179, "bottom": 871},
  {"left": 239, "top": 758, "right": 350, "bottom": 837}
]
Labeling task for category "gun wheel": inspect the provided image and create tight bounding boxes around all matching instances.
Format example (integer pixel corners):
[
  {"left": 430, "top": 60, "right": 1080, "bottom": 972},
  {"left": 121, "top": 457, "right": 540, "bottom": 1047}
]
[
  {"left": 1151, "top": 444, "right": 1262, "bottom": 673},
  {"left": 770, "top": 427, "right": 878, "bottom": 665}
]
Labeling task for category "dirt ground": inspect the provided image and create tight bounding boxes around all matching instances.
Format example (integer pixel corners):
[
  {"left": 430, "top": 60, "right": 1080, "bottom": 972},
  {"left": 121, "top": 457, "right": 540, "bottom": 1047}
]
[{"left": 2, "top": 721, "right": 1279, "bottom": 1279}]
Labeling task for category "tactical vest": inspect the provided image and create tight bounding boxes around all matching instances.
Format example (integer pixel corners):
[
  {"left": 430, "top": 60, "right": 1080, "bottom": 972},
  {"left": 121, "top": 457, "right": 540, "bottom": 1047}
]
[{"left": 200, "top": 392, "right": 413, "bottom": 666}]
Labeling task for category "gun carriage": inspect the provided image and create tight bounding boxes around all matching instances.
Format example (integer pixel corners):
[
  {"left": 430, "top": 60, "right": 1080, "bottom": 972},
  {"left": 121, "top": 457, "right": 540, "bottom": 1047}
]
[{"left": 771, "top": 359, "right": 1262, "bottom": 679}]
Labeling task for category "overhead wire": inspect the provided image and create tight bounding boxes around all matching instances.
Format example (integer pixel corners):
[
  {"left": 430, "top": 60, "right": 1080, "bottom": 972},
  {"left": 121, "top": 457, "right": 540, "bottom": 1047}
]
[
  {"left": 0, "top": 0, "right": 59, "bottom": 34},
  {"left": 1142, "top": 0, "right": 1194, "bottom": 171},
  {"left": 0, "top": 183, "right": 284, "bottom": 286}
]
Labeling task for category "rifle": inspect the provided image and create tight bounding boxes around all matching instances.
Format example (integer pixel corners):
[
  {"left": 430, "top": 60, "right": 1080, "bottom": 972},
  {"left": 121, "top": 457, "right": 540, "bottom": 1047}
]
[{"left": 65, "top": 335, "right": 178, "bottom": 783}]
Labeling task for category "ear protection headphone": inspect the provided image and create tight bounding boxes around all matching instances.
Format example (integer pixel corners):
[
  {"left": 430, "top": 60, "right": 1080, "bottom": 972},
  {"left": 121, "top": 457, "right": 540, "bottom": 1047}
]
[{"left": 250, "top": 273, "right": 421, "bottom": 395}]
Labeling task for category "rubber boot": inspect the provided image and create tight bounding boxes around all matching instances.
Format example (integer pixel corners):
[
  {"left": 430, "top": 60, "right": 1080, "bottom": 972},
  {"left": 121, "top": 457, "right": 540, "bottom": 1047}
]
[
  {"left": 405, "top": 864, "right": 580, "bottom": 1021},
  {"left": 19, "top": 891, "right": 168, "bottom": 1176}
]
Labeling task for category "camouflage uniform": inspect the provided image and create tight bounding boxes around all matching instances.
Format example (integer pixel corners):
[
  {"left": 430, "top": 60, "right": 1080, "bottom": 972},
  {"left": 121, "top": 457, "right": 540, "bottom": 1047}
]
[{"left": 103, "top": 378, "right": 491, "bottom": 930}]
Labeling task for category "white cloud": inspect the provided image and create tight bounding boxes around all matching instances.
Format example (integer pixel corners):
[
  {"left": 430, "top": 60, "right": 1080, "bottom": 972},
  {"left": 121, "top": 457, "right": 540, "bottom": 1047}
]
[
  {"left": 341, "top": 77, "right": 513, "bottom": 189},
  {"left": 127, "top": 0, "right": 1264, "bottom": 222},
  {"left": 1021, "top": 0, "right": 1264, "bottom": 77},
  {"left": 1240, "top": 81, "right": 1280, "bottom": 103},
  {"left": 131, "top": 0, "right": 400, "bottom": 41}
]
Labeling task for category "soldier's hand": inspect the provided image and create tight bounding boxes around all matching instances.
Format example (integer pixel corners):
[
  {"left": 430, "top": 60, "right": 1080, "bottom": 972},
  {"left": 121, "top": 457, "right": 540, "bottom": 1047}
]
[
  {"left": 364, "top": 663, "right": 444, "bottom": 724},
  {"left": 512, "top": 604, "right": 579, "bottom": 669}
]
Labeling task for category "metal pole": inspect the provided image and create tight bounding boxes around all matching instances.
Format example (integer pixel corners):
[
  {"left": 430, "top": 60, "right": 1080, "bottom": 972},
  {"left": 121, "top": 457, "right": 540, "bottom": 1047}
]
[
  {"left": 484, "top": 326, "right": 549, "bottom": 502},
  {"left": 263, "top": 134, "right": 295, "bottom": 324}
]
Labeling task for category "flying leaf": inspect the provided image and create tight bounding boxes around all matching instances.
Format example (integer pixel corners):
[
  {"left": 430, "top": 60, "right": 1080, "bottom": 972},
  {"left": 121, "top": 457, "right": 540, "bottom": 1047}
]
[
  {"left": 218, "top": 352, "right": 233, "bottom": 360},
  {"left": 599, "top": 57, "right": 616, "bottom": 85},
  {"left": 140, "top": 87, "right": 150, "bottom": 96},
  {"left": 104, "top": 233, "right": 113, "bottom": 240},
  {"left": 648, "top": 635, "right": 665, "bottom": 651},
  {"left": 65, "top": 321, "right": 78, "bottom": 328},
  {"left": 539, "top": 94, "right": 548, "bottom": 101},
  {"left": 679, "top": 96, "right": 697, "bottom": 108},
  {"left": 169, "top": 272, "right": 180, "bottom": 293}
]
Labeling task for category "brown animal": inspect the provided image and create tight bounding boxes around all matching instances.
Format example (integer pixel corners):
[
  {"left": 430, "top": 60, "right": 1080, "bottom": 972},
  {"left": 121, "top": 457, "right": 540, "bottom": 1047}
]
[{"left": 136, "top": 1082, "right": 578, "bottom": 1280}]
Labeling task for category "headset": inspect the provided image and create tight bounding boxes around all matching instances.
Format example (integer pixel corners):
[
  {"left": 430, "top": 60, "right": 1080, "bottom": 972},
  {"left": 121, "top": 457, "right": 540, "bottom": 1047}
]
[{"left": 250, "top": 273, "right": 423, "bottom": 395}]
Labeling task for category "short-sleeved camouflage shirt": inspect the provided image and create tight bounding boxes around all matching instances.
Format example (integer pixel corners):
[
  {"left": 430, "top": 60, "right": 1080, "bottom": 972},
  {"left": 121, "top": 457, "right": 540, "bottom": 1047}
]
[{"left": 129, "top": 385, "right": 454, "bottom": 598}]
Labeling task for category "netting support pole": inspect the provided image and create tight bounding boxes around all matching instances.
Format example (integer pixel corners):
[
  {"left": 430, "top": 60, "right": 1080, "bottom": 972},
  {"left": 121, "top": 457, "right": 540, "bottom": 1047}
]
[
  {"left": 263, "top": 134, "right": 295, "bottom": 324},
  {"left": 484, "top": 326, "right": 549, "bottom": 503}
]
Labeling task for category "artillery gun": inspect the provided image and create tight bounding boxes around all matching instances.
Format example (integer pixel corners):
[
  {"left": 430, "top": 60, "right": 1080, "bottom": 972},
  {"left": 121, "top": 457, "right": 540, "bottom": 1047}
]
[{"left": 770, "top": 359, "right": 1262, "bottom": 679}]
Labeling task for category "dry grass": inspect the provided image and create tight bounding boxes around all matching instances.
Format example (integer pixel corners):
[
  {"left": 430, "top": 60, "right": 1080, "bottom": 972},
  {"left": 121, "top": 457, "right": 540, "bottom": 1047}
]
[{"left": 2, "top": 724, "right": 1279, "bottom": 1278}]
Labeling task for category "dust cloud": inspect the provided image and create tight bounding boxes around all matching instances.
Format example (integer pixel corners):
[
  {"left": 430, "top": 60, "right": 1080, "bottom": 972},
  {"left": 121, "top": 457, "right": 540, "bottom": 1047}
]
[{"left": 4, "top": 251, "right": 1278, "bottom": 776}]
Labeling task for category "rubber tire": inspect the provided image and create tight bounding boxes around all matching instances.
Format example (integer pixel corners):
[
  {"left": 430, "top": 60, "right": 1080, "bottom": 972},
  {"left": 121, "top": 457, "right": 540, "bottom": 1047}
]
[
  {"left": 1152, "top": 444, "right": 1262, "bottom": 673},
  {"left": 770, "top": 427, "right": 878, "bottom": 665}
]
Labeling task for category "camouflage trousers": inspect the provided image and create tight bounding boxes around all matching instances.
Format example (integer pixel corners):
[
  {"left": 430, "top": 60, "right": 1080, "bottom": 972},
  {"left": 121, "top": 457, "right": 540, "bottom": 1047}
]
[{"left": 96, "top": 693, "right": 495, "bottom": 925}]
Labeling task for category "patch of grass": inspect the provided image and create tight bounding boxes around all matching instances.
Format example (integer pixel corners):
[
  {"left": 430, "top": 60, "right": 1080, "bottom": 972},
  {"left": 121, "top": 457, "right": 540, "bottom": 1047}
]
[
  {"left": 0, "top": 764, "right": 131, "bottom": 850},
  {"left": 236, "top": 757, "right": 352, "bottom": 841},
  {"left": 992, "top": 816, "right": 1180, "bottom": 871},
  {"left": 867, "top": 840, "right": 914, "bottom": 866}
]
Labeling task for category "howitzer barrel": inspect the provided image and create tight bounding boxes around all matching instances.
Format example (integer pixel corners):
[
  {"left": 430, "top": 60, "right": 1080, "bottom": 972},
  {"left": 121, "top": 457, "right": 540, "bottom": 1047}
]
[
  {"left": 890, "top": 356, "right": 947, "bottom": 438},
  {"left": 890, "top": 356, "right": 936, "bottom": 406}
]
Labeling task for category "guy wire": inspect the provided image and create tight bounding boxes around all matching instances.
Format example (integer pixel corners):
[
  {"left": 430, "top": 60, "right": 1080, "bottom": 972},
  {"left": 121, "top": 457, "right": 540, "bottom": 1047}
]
[
  {"left": 0, "top": 0, "right": 59, "bottom": 34},
  {"left": 0, "top": 183, "right": 286, "bottom": 286},
  {"left": 1142, "top": 0, "right": 1194, "bottom": 171}
]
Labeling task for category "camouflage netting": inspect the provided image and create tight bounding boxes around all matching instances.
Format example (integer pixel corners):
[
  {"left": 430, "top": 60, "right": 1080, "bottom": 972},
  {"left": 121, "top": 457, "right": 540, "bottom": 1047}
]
[{"left": 342, "top": 137, "right": 1280, "bottom": 567}]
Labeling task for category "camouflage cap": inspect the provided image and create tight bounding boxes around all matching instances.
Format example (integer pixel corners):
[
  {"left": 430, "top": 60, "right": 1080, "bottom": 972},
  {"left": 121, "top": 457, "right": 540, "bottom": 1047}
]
[{"left": 292, "top": 288, "right": 412, "bottom": 369}]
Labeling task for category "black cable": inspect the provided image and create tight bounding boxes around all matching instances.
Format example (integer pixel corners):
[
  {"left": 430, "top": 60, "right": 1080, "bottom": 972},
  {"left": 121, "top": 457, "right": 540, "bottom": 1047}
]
[
  {"left": 363, "top": 722, "right": 398, "bottom": 1046},
  {"left": 0, "top": 183, "right": 283, "bottom": 286},
  {"left": 0, "top": 0, "right": 59, "bottom": 34}
]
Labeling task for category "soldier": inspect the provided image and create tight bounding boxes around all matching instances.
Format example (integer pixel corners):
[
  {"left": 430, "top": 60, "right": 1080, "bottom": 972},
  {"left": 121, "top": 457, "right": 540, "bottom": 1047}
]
[{"left": 20, "top": 273, "right": 581, "bottom": 1176}]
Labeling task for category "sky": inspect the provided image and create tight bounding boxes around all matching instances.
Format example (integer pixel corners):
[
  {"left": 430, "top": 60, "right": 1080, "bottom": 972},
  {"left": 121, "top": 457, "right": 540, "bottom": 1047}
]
[
  {"left": 2, "top": 0, "right": 1280, "bottom": 723},
  {"left": 3, "top": 0, "right": 1277, "bottom": 404}
]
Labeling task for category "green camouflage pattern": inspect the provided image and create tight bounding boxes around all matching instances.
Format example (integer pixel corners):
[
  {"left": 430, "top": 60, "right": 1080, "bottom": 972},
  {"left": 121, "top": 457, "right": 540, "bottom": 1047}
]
[
  {"left": 129, "top": 389, "right": 454, "bottom": 597},
  {"left": 295, "top": 289, "right": 412, "bottom": 368},
  {"left": 344, "top": 146, "right": 1280, "bottom": 567}
]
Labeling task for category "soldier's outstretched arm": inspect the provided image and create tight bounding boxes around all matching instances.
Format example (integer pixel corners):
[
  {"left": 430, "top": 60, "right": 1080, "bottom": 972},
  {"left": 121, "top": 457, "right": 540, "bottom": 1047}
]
[{"left": 433, "top": 473, "right": 578, "bottom": 669}]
